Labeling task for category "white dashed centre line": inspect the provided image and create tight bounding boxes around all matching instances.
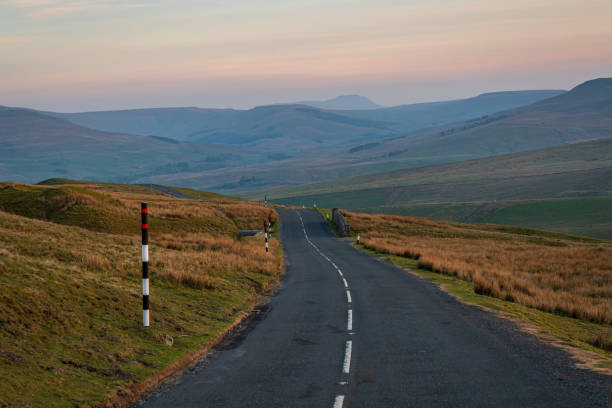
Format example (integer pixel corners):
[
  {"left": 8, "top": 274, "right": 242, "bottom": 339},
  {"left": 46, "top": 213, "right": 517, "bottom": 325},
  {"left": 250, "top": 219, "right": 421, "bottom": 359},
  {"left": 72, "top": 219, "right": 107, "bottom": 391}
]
[
  {"left": 296, "top": 211, "right": 353, "bottom": 408},
  {"left": 343, "top": 340, "right": 352, "bottom": 374},
  {"left": 347, "top": 310, "right": 353, "bottom": 331}
]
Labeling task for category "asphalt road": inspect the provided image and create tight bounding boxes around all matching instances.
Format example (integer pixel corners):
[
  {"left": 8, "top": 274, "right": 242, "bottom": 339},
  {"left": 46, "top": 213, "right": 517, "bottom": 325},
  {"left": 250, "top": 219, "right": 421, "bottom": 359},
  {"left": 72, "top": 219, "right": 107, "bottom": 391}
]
[{"left": 139, "top": 209, "right": 610, "bottom": 408}]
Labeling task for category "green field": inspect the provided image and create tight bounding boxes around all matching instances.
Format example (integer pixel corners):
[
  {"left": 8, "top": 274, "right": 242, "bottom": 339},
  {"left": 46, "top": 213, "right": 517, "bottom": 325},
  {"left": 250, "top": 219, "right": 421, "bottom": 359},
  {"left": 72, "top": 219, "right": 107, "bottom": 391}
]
[
  {"left": 358, "top": 197, "right": 612, "bottom": 239},
  {"left": 267, "top": 137, "right": 612, "bottom": 239}
]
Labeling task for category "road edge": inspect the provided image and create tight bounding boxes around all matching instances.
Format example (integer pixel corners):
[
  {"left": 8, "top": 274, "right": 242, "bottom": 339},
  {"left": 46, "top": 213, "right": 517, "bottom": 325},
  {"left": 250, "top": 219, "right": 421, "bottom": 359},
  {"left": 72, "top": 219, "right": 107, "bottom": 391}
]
[{"left": 354, "top": 244, "right": 612, "bottom": 376}]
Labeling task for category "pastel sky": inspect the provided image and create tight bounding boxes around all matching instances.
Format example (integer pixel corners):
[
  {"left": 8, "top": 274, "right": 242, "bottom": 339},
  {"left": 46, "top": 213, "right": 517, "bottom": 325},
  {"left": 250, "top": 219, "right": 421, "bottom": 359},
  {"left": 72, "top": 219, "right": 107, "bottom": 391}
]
[{"left": 2, "top": 0, "right": 611, "bottom": 111}]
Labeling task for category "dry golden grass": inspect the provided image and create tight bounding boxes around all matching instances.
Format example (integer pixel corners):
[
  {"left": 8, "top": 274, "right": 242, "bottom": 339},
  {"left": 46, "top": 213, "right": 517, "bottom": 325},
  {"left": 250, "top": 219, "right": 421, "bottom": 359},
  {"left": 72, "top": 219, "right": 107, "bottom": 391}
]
[
  {"left": 0, "top": 182, "right": 284, "bottom": 407},
  {"left": 153, "top": 232, "right": 281, "bottom": 290},
  {"left": 344, "top": 211, "right": 612, "bottom": 324}
]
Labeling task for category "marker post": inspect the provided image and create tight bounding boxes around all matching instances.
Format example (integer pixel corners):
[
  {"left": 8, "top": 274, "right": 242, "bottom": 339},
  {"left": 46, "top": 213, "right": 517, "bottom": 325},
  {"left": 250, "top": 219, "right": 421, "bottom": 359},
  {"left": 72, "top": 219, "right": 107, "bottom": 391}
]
[{"left": 141, "top": 203, "right": 150, "bottom": 327}]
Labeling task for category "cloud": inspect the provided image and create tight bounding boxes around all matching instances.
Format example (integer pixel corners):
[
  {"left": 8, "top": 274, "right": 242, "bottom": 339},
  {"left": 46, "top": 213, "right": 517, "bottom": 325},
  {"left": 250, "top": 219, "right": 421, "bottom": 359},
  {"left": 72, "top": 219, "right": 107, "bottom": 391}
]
[{"left": 8, "top": 0, "right": 147, "bottom": 19}]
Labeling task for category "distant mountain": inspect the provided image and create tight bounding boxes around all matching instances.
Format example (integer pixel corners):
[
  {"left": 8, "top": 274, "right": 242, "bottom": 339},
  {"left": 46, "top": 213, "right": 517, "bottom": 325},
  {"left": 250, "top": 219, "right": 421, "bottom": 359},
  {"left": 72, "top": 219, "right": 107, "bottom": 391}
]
[
  {"left": 48, "top": 104, "right": 391, "bottom": 154},
  {"left": 3, "top": 81, "right": 604, "bottom": 194},
  {"left": 0, "top": 109, "right": 252, "bottom": 184},
  {"left": 46, "top": 90, "right": 563, "bottom": 156},
  {"left": 291, "top": 95, "right": 382, "bottom": 110},
  {"left": 366, "top": 78, "right": 612, "bottom": 161},
  {"left": 156, "top": 81, "right": 606, "bottom": 194},
  {"left": 333, "top": 90, "right": 566, "bottom": 133}
]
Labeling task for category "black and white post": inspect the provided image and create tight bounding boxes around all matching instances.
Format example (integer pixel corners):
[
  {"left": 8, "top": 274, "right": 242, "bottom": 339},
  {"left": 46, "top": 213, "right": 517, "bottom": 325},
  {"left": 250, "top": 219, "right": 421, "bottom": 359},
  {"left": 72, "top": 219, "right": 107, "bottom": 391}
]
[
  {"left": 356, "top": 232, "right": 360, "bottom": 245},
  {"left": 264, "top": 220, "right": 269, "bottom": 253},
  {"left": 264, "top": 195, "right": 267, "bottom": 208},
  {"left": 141, "top": 202, "right": 150, "bottom": 327}
]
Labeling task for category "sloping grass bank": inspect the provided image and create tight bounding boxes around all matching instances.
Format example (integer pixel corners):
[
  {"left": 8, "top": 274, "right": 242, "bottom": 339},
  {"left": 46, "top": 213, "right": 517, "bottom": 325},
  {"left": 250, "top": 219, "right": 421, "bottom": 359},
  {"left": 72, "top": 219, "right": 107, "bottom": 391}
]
[{"left": 0, "top": 181, "right": 282, "bottom": 407}]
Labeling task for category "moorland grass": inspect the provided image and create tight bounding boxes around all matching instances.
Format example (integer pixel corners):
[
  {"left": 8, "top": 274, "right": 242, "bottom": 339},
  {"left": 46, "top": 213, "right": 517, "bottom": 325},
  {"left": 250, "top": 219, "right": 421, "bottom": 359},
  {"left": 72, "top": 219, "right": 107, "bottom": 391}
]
[
  {"left": 339, "top": 210, "right": 612, "bottom": 353},
  {"left": 0, "top": 182, "right": 282, "bottom": 407}
]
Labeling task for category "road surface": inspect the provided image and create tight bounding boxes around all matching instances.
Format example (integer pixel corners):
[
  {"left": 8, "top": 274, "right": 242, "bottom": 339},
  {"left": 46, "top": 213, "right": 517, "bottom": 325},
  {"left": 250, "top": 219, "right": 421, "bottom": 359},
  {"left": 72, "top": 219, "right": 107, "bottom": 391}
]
[{"left": 139, "top": 209, "right": 610, "bottom": 407}]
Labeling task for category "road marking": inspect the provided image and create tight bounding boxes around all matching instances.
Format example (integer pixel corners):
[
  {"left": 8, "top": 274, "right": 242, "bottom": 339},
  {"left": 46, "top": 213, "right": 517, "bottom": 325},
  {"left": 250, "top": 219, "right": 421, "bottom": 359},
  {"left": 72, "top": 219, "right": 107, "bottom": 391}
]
[
  {"left": 343, "top": 340, "right": 352, "bottom": 374},
  {"left": 347, "top": 309, "right": 353, "bottom": 331},
  {"left": 297, "top": 211, "right": 354, "bottom": 404}
]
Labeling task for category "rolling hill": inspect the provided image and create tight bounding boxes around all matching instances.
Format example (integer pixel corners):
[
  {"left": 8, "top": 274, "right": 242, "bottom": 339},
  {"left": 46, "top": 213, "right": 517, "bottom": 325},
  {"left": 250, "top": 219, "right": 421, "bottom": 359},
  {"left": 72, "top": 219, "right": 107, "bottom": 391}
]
[
  {"left": 332, "top": 89, "right": 565, "bottom": 133},
  {"left": 344, "top": 78, "right": 612, "bottom": 164},
  {"left": 215, "top": 78, "right": 611, "bottom": 195},
  {"left": 46, "top": 90, "right": 562, "bottom": 153},
  {"left": 264, "top": 137, "right": 612, "bottom": 206},
  {"left": 1, "top": 80, "right": 606, "bottom": 194},
  {"left": 0, "top": 109, "right": 256, "bottom": 184},
  {"left": 48, "top": 104, "right": 392, "bottom": 154}
]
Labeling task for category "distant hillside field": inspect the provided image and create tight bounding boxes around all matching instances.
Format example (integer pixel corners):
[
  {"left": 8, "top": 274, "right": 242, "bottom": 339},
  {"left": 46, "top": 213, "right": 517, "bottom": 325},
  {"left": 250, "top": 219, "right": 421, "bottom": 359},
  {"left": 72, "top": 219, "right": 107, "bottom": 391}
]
[
  {"left": 266, "top": 138, "right": 612, "bottom": 238},
  {"left": 358, "top": 197, "right": 612, "bottom": 240},
  {"left": 264, "top": 137, "right": 612, "bottom": 201},
  {"left": 0, "top": 180, "right": 282, "bottom": 408}
]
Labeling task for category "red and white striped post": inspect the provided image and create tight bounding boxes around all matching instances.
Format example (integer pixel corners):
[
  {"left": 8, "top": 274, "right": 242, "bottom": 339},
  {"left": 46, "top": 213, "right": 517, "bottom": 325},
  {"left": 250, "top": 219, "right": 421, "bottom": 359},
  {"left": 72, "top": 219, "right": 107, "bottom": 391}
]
[
  {"left": 141, "top": 202, "right": 150, "bottom": 327},
  {"left": 264, "top": 220, "right": 269, "bottom": 253}
]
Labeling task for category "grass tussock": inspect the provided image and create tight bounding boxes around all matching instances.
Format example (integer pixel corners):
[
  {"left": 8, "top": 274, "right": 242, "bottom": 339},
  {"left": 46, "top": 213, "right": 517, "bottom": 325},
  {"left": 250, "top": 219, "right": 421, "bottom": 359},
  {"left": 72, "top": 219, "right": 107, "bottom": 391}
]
[
  {"left": 344, "top": 211, "right": 612, "bottom": 325},
  {"left": 0, "top": 181, "right": 282, "bottom": 407}
]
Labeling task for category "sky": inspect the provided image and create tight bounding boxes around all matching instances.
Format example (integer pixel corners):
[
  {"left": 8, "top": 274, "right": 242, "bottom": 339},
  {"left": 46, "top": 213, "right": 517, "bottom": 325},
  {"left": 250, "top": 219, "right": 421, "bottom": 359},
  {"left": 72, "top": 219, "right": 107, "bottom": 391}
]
[{"left": 1, "top": 0, "right": 611, "bottom": 112}]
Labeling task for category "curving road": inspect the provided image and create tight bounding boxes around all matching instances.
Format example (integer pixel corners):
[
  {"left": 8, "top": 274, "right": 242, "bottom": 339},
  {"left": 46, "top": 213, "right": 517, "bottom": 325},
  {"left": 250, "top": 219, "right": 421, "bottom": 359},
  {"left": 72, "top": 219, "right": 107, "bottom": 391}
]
[{"left": 139, "top": 209, "right": 610, "bottom": 407}]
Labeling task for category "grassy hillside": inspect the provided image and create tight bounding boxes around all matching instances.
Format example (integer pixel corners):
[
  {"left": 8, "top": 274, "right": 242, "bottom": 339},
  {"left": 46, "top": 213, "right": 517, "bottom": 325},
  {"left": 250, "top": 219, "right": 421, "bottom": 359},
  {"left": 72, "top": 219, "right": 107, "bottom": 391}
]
[
  {"left": 359, "top": 197, "right": 612, "bottom": 239},
  {"left": 335, "top": 78, "right": 612, "bottom": 167},
  {"left": 0, "top": 181, "right": 282, "bottom": 407},
  {"left": 337, "top": 210, "right": 612, "bottom": 357},
  {"left": 265, "top": 136, "right": 612, "bottom": 204},
  {"left": 0, "top": 109, "right": 258, "bottom": 185}
]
